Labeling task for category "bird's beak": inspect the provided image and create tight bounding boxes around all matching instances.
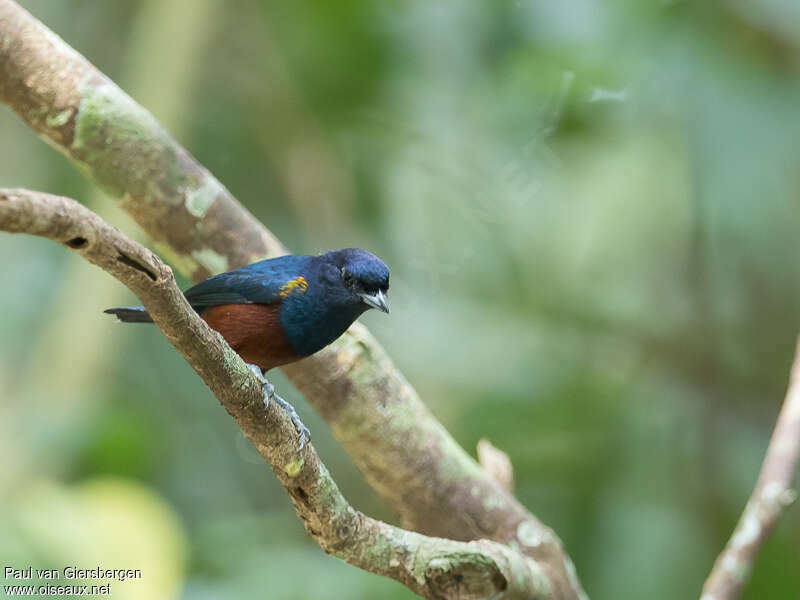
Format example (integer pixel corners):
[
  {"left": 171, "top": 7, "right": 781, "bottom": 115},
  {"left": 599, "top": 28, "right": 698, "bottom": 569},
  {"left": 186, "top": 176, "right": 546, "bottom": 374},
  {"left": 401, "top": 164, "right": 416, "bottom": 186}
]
[{"left": 360, "top": 289, "right": 389, "bottom": 314}]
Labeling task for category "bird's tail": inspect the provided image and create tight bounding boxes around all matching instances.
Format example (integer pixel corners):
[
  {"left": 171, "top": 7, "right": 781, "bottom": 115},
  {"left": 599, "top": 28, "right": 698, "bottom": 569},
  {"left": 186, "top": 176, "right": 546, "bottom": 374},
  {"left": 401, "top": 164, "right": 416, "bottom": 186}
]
[{"left": 104, "top": 306, "right": 153, "bottom": 323}]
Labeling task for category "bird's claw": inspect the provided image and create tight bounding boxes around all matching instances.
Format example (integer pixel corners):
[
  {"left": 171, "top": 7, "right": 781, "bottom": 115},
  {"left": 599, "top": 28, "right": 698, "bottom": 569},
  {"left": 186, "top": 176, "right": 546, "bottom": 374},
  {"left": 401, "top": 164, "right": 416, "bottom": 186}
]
[
  {"left": 246, "top": 363, "right": 273, "bottom": 405},
  {"left": 273, "top": 392, "right": 311, "bottom": 452},
  {"left": 245, "top": 363, "right": 310, "bottom": 451},
  {"left": 247, "top": 362, "right": 266, "bottom": 384}
]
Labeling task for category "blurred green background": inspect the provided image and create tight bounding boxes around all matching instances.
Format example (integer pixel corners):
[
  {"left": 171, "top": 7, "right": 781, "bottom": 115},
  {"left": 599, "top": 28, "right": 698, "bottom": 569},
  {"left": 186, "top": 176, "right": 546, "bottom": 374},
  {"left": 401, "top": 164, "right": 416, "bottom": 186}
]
[{"left": 1, "top": 0, "right": 799, "bottom": 598}]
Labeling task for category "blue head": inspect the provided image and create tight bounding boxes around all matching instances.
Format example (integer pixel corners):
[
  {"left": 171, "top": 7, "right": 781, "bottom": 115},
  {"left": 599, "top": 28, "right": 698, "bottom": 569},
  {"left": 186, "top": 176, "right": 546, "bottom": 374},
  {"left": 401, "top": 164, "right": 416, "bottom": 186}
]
[
  {"left": 279, "top": 248, "right": 390, "bottom": 356},
  {"left": 322, "top": 248, "right": 390, "bottom": 314}
]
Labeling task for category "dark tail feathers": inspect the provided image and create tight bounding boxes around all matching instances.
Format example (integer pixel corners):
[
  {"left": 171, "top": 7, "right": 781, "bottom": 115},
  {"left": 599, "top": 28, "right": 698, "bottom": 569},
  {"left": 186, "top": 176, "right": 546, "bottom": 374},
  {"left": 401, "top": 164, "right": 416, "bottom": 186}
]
[{"left": 104, "top": 306, "right": 153, "bottom": 323}]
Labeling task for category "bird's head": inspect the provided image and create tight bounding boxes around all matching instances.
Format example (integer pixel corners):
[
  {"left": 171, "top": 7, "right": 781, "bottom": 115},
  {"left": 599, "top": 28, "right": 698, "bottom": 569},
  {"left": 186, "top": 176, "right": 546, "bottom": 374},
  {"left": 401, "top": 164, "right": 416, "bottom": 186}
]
[{"left": 323, "top": 248, "right": 390, "bottom": 314}]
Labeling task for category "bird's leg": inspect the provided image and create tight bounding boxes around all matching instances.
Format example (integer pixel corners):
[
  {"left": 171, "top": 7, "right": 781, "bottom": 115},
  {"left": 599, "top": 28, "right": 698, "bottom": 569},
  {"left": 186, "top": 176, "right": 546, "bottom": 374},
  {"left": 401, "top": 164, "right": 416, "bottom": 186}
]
[{"left": 245, "top": 363, "right": 310, "bottom": 451}]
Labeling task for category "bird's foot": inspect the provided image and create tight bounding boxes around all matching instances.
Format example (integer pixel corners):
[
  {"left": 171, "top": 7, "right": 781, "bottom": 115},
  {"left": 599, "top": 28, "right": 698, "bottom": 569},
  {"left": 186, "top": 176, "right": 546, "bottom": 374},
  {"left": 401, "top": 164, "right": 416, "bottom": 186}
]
[
  {"left": 245, "top": 363, "right": 310, "bottom": 451},
  {"left": 246, "top": 363, "right": 274, "bottom": 404},
  {"left": 273, "top": 391, "right": 311, "bottom": 452}
]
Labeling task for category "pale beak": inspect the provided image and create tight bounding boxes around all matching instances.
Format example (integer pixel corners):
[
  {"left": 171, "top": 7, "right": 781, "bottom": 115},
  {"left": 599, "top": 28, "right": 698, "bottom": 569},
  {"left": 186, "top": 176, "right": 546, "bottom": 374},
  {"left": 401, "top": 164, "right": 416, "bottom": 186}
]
[{"left": 360, "top": 289, "right": 389, "bottom": 314}]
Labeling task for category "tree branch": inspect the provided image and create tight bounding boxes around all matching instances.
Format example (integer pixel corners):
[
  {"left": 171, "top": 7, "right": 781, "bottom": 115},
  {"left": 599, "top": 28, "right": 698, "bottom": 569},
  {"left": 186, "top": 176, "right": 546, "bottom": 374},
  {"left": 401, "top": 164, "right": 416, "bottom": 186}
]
[
  {"left": 701, "top": 339, "right": 800, "bottom": 600},
  {"left": 0, "top": 2, "right": 585, "bottom": 597},
  {"left": 0, "top": 187, "right": 556, "bottom": 600}
]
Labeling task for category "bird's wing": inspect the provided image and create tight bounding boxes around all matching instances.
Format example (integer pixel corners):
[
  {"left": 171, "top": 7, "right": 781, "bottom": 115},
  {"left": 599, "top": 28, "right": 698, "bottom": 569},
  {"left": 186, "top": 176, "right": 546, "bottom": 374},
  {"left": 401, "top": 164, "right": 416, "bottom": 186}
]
[{"left": 184, "top": 255, "right": 313, "bottom": 309}]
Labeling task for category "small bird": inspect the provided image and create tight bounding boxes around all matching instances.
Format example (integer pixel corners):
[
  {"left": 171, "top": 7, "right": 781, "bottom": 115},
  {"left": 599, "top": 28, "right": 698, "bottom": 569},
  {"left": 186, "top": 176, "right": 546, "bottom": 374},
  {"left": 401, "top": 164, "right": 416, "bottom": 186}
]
[{"left": 105, "top": 248, "right": 390, "bottom": 448}]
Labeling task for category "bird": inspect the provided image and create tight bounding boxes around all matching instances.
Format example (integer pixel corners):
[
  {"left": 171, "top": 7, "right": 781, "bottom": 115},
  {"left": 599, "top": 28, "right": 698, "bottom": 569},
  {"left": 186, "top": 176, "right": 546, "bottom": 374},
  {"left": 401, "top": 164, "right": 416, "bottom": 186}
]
[{"left": 105, "top": 248, "right": 390, "bottom": 449}]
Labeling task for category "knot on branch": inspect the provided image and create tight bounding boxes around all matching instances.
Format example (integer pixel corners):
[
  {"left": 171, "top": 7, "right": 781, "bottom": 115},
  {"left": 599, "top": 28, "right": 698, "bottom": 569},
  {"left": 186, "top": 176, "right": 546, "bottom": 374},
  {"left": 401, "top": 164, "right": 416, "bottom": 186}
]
[
  {"left": 115, "top": 251, "right": 157, "bottom": 280},
  {"left": 425, "top": 553, "right": 507, "bottom": 600},
  {"left": 64, "top": 236, "right": 88, "bottom": 249}
]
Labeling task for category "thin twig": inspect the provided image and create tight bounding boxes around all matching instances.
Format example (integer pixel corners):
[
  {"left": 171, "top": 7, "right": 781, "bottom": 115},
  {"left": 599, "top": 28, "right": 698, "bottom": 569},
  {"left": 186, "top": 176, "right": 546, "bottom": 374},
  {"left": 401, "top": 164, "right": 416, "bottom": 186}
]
[{"left": 701, "top": 338, "right": 800, "bottom": 600}]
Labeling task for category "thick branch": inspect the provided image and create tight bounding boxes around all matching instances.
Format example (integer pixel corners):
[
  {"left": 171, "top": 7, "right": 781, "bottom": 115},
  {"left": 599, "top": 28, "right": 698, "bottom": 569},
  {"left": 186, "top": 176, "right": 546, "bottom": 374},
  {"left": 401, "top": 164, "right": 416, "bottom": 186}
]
[
  {"left": 701, "top": 339, "right": 800, "bottom": 600},
  {"left": 0, "top": 188, "right": 554, "bottom": 600},
  {"left": 0, "top": 2, "right": 584, "bottom": 597}
]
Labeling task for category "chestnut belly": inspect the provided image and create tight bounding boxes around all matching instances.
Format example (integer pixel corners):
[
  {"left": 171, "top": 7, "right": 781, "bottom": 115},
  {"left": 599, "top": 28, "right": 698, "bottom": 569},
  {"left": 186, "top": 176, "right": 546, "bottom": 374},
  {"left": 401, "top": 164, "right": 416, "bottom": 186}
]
[{"left": 200, "top": 303, "right": 300, "bottom": 372}]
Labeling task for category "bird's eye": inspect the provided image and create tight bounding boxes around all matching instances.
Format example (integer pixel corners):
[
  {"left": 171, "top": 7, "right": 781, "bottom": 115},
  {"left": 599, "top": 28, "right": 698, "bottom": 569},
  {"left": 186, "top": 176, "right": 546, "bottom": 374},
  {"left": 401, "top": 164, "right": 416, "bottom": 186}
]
[{"left": 341, "top": 268, "right": 356, "bottom": 286}]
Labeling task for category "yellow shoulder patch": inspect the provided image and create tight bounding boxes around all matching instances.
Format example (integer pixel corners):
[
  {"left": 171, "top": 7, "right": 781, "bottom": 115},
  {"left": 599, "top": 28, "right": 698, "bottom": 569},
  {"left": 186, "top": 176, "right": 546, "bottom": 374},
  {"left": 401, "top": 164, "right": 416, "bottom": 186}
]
[{"left": 280, "top": 276, "right": 309, "bottom": 298}]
